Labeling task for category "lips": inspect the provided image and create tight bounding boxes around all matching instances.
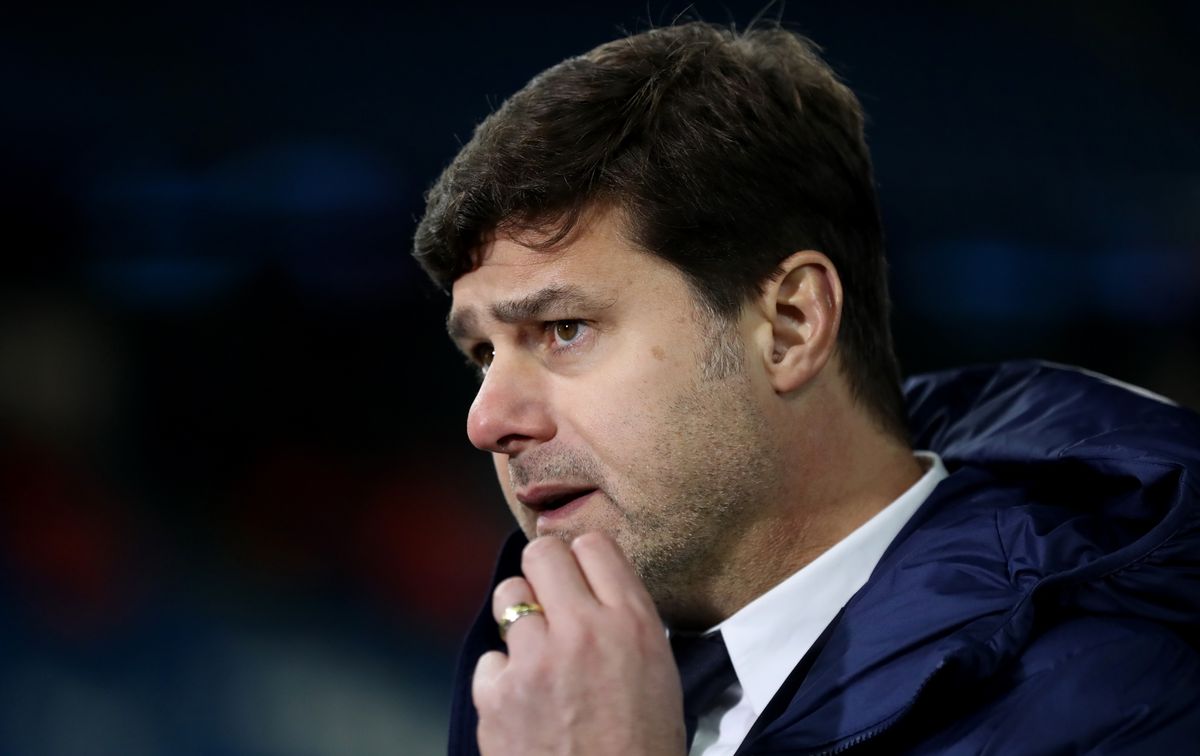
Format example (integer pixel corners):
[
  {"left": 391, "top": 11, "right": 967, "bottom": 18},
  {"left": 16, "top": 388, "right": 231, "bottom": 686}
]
[{"left": 516, "top": 485, "right": 599, "bottom": 513}]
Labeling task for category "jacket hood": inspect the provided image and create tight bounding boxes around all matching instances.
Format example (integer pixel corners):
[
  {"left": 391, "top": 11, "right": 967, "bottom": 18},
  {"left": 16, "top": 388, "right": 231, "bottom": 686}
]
[{"left": 906, "top": 360, "right": 1200, "bottom": 626}]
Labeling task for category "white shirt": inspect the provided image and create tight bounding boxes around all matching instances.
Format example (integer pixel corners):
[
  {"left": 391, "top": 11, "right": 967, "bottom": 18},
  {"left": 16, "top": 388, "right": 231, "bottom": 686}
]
[{"left": 691, "top": 452, "right": 949, "bottom": 756}]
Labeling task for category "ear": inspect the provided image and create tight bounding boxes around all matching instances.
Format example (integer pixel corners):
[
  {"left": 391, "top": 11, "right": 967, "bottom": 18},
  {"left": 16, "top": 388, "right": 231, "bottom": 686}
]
[{"left": 754, "top": 251, "right": 843, "bottom": 394}]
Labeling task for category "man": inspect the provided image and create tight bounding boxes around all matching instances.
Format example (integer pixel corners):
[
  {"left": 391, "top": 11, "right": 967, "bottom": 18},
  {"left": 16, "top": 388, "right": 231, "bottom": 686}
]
[{"left": 413, "top": 22, "right": 1200, "bottom": 755}]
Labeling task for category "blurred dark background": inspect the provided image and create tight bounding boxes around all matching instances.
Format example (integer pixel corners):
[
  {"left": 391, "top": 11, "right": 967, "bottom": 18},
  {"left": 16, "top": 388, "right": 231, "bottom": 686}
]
[{"left": 1, "top": 2, "right": 1197, "bottom": 754}]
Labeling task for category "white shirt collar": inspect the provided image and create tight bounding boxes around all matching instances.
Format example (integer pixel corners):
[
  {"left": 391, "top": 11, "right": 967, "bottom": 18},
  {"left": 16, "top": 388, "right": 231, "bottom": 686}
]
[{"left": 714, "top": 452, "right": 948, "bottom": 715}]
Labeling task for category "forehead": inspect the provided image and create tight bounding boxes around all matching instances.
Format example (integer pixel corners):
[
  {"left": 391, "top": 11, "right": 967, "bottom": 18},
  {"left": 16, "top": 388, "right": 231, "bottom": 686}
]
[
  {"left": 460, "top": 212, "right": 629, "bottom": 283},
  {"left": 448, "top": 213, "right": 681, "bottom": 328}
]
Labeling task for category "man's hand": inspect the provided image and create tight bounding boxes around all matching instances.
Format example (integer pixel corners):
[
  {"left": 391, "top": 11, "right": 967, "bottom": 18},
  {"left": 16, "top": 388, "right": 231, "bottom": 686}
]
[{"left": 472, "top": 532, "right": 685, "bottom": 756}]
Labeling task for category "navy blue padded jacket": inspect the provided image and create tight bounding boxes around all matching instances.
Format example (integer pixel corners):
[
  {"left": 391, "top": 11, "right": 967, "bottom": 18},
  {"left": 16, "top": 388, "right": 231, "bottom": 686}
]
[{"left": 447, "top": 362, "right": 1200, "bottom": 755}]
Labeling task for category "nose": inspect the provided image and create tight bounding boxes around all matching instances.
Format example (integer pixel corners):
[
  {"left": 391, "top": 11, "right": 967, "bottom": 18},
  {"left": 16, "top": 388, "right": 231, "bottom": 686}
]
[{"left": 466, "top": 353, "right": 556, "bottom": 455}]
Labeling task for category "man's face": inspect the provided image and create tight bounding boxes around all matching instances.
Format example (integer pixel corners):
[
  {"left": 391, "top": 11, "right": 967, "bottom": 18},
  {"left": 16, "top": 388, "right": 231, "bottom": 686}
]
[{"left": 448, "top": 211, "right": 779, "bottom": 615}]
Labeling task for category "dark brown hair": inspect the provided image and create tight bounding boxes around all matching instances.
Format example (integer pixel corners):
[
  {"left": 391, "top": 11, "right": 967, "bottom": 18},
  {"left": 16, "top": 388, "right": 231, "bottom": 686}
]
[{"left": 414, "top": 21, "right": 908, "bottom": 440}]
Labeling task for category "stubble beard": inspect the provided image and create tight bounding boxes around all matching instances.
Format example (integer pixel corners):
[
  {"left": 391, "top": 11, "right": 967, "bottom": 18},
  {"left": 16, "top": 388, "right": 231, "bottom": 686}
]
[
  {"left": 621, "top": 310, "right": 776, "bottom": 623},
  {"left": 510, "top": 362, "right": 775, "bottom": 627},
  {"left": 615, "top": 367, "right": 775, "bottom": 626}
]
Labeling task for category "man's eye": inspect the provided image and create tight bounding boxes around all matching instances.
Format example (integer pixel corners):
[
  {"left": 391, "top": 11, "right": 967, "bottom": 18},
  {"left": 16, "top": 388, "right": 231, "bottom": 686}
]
[
  {"left": 551, "top": 320, "right": 586, "bottom": 346},
  {"left": 472, "top": 343, "right": 495, "bottom": 369}
]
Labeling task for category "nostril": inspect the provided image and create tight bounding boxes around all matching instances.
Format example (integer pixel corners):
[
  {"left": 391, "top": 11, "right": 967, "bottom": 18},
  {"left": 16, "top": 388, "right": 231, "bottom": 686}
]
[
  {"left": 497, "top": 433, "right": 521, "bottom": 450},
  {"left": 496, "top": 432, "right": 536, "bottom": 455}
]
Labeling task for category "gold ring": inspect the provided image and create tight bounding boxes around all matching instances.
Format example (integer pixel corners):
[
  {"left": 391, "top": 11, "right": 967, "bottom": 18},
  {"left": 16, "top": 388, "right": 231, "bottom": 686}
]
[{"left": 498, "top": 602, "right": 544, "bottom": 640}]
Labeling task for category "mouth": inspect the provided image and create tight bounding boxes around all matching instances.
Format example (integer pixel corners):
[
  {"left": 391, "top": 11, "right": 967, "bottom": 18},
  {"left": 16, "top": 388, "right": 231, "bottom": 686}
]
[
  {"left": 517, "top": 485, "right": 598, "bottom": 512},
  {"left": 516, "top": 485, "right": 600, "bottom": 531}
]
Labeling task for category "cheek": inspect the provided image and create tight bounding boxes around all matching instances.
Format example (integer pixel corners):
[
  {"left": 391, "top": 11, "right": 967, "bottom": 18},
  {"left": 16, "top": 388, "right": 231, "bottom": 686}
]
[{"left": 573, "top": 361, "right": 679, "bottom": 456}]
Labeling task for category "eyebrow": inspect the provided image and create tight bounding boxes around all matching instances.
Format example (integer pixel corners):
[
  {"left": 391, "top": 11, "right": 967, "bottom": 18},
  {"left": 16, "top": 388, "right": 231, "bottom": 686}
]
[{"left": 446, "top": 284, "right": 612, "bottom": 341}]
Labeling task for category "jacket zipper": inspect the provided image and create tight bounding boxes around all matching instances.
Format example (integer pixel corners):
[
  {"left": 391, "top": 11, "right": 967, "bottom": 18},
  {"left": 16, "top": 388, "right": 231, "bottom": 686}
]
[{"left": 806, "top": 661, "right": 947, "bottom": 756}]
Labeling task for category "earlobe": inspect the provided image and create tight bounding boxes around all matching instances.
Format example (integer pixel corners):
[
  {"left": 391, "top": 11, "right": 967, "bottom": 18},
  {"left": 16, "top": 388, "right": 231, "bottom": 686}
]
[{"left": 759, "top": 251, "right": 842, "bottom": 394}]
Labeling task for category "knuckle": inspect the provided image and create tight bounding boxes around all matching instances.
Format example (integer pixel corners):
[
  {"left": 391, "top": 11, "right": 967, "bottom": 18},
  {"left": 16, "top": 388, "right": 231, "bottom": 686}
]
[
  {"left": 571, "top": 531, "right": 619, "bottom": 563},
  {"left": 522, "top": 535, "right": 561, "bottom": 564},
  {"left": 571, "top": 530, "right": 611, "bottom": 552},
  {"left": 496, "top": 575, "right": 527, "bottom": 592},
  {"left": 493, "top": 576, "right": 528, "bottom": 602}
]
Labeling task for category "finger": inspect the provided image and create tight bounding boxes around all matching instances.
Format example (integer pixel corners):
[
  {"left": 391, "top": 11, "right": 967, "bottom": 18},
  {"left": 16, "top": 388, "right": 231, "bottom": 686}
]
[
  {"left": 491, "top": 576, "right": 537, "bottom": 624},
  {"left": 492, "top": 576, "right": 546, "bottom": 648},
  {"left": 521, "top": 536, "right": 598, "bottom": 612},
  {"left": 471, "top": 650, "right": 507, "bottom": 710},
  {"left": 570, "top": 531, "right": 657, "bottom": 611}
]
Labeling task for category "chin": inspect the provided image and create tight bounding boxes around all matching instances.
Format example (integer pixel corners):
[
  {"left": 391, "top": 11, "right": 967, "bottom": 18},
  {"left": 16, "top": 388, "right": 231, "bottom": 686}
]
[{"left": 533, "top": 525, "right": 579, "bottom": 543}]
